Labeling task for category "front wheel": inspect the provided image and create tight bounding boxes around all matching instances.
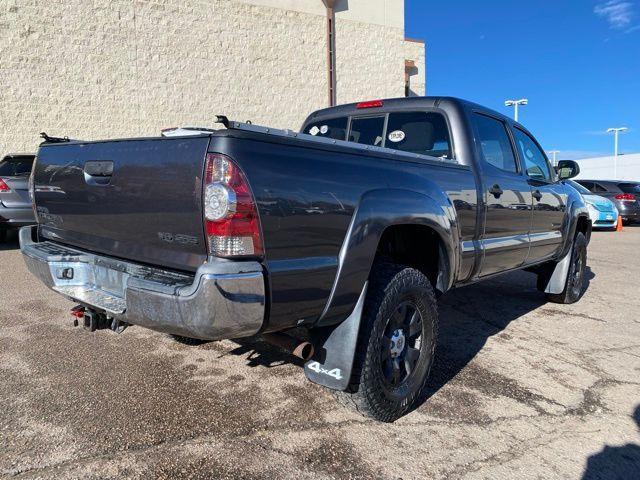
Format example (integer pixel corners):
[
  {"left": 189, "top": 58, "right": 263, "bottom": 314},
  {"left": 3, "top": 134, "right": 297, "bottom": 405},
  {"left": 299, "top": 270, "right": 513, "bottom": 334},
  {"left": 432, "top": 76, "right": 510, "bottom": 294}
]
[
  {"left": 336, "top": 262, "right": 438, "bottom": 422},
  {"left": 546, "top": 231, "right": 588, "bottom": 304}
]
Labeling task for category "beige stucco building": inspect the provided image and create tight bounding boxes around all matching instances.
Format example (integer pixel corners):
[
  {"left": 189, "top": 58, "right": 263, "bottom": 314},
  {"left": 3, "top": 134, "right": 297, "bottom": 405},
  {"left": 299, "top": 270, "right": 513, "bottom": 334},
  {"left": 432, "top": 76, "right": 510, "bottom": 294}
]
[{"left": 0, "top": 0, "right": 425, "bottom": 156}]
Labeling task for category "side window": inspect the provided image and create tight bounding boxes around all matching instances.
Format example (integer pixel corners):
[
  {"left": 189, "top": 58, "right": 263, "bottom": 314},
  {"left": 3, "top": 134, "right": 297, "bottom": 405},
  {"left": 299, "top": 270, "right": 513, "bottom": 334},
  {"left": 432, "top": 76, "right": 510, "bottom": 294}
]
[
  {"left": 305, "top": 117, "right": 348, "bottom": 140},
  {"left": 385, "top": 112, "right": 452, "bottom": 159},
  {"left": 512, "top": 128, "right": 552, "bottom": 181},
  {"left": 592, "top": 183, "right": 607, "bottom": 193},
  {"left": 473, "top": 114, "right": 518, "bottom": 173},
  {"left": 349, "top": 116, "right": 385, "bottom": 146}
]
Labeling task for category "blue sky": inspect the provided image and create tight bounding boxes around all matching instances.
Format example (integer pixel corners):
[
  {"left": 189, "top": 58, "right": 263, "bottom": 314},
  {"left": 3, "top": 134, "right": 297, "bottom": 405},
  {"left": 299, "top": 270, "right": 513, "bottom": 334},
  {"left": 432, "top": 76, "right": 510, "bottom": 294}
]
[{"left": 405, "top": 0, "right": 640, "bottom": 159}]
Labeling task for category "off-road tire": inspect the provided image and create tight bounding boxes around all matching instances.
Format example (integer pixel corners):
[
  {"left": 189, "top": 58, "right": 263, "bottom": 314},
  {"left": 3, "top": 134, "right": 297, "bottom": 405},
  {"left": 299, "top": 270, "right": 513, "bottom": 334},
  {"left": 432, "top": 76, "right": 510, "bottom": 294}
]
[
  {"left": 335, "top": 261, "right": 438, "bottom": 422},
  {"left": 546, "top": 232, "right": 588, "bottom": 304}
]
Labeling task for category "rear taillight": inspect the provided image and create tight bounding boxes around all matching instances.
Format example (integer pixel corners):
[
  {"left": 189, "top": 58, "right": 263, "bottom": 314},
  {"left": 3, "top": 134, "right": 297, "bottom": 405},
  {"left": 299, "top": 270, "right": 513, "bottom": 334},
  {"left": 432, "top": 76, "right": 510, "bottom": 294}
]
[
  {"left": 615, "top": 193, "right": 636, "bottom": 201},
  {"left": 203, "top": 153, "right": 263, "bottom": 257},
  {"left": 0, "top": 179, "right": 10, "bottom": 192}
]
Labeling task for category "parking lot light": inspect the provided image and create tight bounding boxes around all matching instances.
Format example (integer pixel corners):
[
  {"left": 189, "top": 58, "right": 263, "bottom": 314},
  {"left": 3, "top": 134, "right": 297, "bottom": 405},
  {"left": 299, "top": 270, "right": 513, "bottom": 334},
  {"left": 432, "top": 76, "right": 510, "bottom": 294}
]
[
  {"left": 607, "top": 127, "right": 628, "bottom": 178},
  {"left": 505, "top": 98, "right": 528, "bottom": 122}
]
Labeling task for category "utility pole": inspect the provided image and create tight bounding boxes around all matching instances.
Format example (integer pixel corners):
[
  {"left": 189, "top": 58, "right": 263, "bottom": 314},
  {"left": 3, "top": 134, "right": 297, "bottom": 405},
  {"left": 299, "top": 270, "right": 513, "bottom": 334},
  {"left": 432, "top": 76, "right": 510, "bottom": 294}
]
[
  {"left": 322, "top": 0, "right": 337, "bottom": 106},
  {"left": 505, "top": 98, "right": 528, "bottom": 122},
  {"left": 548, "top": 150, "right": 560, "bottom": 166},
  {"left": 607, "top": 127, "right": 628, "bottom": 178}
]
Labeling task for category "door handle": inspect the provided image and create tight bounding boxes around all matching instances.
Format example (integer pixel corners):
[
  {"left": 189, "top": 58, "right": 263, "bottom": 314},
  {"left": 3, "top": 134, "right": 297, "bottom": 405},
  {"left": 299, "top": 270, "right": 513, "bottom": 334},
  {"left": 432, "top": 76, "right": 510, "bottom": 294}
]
[
  {"left": 532, "top": 189, "right": 542, "bottom": 201},
  {"left": 489, "top": 184, "right": 503, "bottom": 198}
]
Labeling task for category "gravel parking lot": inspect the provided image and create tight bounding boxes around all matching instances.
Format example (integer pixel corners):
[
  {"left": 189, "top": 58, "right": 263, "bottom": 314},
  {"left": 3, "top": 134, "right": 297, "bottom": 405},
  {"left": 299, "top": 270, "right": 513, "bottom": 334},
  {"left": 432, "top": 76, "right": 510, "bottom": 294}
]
[{"left": 1, "top": 227, "right": 639, "bottom": 479}]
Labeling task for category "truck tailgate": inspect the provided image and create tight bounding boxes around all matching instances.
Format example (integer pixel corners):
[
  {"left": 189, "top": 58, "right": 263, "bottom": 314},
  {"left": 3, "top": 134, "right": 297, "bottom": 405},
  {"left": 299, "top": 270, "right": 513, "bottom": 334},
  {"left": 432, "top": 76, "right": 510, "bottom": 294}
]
[{"left": 33, "top": 136, "right": 210, "bottom": 272}]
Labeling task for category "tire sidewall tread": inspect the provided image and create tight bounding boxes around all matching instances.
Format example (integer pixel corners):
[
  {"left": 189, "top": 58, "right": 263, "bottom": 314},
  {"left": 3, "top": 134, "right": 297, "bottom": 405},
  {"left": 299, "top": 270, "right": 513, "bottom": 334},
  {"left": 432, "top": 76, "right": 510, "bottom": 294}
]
[{"left": 336, "top": 261, "right": 438, "bottom": 422}]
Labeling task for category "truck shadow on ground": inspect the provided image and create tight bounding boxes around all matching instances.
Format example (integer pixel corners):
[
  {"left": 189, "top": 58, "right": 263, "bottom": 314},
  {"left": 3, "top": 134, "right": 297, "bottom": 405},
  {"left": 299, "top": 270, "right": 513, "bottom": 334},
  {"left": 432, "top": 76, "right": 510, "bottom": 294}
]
[
  {"left": 421, "top": 267, "right": 594, "bottom": 402},
  {"left": 226, "top": 267, "right": 595, "bottom": 407}
]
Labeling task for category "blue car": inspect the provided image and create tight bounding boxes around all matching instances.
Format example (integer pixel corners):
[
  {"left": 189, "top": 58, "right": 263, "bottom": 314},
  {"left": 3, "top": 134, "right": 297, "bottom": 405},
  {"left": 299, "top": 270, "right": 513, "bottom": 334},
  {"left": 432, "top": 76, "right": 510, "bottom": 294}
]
[{"left": 567, "top": 180, "right": 618, "bottom": 229}]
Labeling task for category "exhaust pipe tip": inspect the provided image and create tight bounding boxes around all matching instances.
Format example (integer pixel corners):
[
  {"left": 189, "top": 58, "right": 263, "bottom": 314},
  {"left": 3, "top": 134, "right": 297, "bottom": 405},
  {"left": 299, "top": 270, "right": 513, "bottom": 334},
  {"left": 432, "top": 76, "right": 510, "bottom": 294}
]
[
  {"left": 292, "top": 341, "right": 314, "bottom": 361},
  {"left": 262, "top": 333, "right": 315, "bottom": 361}
]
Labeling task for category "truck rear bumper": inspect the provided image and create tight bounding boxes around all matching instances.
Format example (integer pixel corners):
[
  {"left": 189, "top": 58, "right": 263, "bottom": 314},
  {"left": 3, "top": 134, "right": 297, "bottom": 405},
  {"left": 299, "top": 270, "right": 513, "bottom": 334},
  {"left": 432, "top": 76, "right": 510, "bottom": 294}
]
[{"left": 19, "top": 226, "right": 265, "bottom": 340}]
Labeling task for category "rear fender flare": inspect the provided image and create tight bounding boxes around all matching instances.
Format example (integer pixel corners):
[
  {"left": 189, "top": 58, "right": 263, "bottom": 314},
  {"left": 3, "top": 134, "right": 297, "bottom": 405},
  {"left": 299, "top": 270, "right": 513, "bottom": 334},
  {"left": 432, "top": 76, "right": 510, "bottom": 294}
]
[{"left": 316, "top": 188, "right": 458, "bottom": 327}]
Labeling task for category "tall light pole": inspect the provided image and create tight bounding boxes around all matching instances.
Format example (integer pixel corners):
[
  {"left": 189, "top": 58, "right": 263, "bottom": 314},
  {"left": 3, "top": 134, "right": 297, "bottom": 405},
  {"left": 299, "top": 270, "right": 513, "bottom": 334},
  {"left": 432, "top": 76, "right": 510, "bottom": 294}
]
[
  {"left": 607, "top": 127, "right": 628, "bottom": 179},
  {"left": 505, "top": 98, "right": 528, "bottom": 122},
  {"left": 548, "top": 150, "right": 560, "bottom": 166}
]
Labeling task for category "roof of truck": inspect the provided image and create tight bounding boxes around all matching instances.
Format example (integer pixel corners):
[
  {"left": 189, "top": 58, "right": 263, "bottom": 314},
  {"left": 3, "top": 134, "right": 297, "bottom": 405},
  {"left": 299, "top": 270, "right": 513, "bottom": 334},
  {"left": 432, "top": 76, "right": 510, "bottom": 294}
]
[{"left": 304, "top": 96, "right": 512, "bottom": 124}]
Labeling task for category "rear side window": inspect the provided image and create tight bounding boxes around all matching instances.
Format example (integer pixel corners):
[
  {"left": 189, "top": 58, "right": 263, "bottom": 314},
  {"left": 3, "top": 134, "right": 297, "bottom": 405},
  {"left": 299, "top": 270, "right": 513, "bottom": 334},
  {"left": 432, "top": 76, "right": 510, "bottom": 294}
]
[
  {"left": 592, "top": 183, "right": 607, "bottom": 193},
  {"left": 618, "top": 183, "right": 640, "bottom": 195},
  {"left": 473, "top": 114, "right": 518, "bottom": 173},
  {"left": 305, "top": 117, "right": 348, "bottom": 140},
  {"left": 0, "top": 156, "right": 34, "bottom": 176},
  {"left": 385, "top": 112, "right": 452, "bottom": 159},
  {"left": 349, "top": 116, "right": 386, "bottom": 146}
]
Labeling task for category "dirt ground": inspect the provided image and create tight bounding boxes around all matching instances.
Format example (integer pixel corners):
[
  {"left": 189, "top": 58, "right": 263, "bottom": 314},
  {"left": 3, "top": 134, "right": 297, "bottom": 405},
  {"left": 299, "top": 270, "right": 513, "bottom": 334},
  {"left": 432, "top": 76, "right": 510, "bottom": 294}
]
[{"left": 1, "top": 227, "right": 639, "bottom": 479}]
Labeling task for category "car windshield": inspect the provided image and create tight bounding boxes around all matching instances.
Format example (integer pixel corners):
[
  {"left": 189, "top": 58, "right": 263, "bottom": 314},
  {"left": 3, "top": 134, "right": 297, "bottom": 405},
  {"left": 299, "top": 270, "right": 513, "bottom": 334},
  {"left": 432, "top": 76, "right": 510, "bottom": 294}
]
[
  {"left": 0, "top": 157, "right": 34, "bottom": 176},
  {"left": 567, "top": 180, "right": 592, "bottom": 195}
]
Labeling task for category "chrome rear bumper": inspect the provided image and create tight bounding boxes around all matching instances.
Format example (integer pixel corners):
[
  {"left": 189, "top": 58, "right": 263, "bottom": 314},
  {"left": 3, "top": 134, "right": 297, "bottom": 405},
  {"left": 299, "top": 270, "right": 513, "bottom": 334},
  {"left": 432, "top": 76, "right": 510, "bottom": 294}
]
[{"left": 19, "top": 226, "right": 265, "bottom": 340}]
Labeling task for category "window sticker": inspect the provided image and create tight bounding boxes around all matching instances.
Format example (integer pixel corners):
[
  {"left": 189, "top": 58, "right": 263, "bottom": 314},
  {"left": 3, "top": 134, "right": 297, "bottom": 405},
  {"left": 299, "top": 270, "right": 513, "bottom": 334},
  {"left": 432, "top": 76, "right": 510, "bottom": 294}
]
[
  {"left": 309, "top": 126, "right": 320, "bottom": 136},
  {"left": 388, "top": 130, "right": 405, "bottom": 143},
  {"left": 320, "top": 125, "right": 329, "bottom": 135}
]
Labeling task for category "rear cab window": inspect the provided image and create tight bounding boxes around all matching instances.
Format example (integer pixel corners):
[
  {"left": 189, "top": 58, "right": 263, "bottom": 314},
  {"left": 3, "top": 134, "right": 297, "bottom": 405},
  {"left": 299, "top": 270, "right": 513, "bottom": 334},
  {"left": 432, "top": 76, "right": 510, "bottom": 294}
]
[
  {"left": 0, "top": 155, "right": 34, "bottom": 176},
  {"left": 303, "top": 109, "right": 454, "bottom": 160},
  {"left": 305, "top": 117, "right": 348, "bottom": 140},
  {"left": 385, "top": 112, "right": 452, "bottom": 159},
  {"left": 349, "top": 116, "right": 386, "bottom": 147}
]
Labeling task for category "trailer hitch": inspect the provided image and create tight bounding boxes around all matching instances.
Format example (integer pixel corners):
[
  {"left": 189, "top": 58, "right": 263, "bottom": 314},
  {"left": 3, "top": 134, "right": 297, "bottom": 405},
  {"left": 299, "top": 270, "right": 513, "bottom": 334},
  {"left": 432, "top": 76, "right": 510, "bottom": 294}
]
[{"left": 70, "top": 306, "right": 128, "bottom": 334}]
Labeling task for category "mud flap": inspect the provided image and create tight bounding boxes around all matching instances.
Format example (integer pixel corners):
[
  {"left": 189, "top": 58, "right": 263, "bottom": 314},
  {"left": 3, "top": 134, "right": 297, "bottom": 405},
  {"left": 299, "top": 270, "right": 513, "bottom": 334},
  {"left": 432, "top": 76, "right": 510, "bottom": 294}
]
[
  {"left": 543, "top": 246, "right": 573, "bottom": 294},
  {"left": 304, "top": 282, "right": 368, "bottom": 391}
]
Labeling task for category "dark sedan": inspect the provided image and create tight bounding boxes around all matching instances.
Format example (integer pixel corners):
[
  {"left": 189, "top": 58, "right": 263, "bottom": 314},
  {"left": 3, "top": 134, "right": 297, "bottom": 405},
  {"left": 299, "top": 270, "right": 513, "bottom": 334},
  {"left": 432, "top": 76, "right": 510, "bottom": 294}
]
[
  {"left": 0, "top": 154, "right": 36, "bottom": 241},
  {"left": 575, "top": 179, "right": 640, "bottom": 224}
]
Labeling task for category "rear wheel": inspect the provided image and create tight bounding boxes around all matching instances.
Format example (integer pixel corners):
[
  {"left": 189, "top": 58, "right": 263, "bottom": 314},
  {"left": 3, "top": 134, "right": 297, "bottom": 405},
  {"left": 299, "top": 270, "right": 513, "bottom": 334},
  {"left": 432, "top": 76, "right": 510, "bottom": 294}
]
[
  {"left": 0, "top": 229, "right": 6, "bottom": 243},
  {"left": 546, "top": 232, "right": 588, "bottom": 304},
  {"left": 336, "top": 261, "right": 438, "bottom": 422}
]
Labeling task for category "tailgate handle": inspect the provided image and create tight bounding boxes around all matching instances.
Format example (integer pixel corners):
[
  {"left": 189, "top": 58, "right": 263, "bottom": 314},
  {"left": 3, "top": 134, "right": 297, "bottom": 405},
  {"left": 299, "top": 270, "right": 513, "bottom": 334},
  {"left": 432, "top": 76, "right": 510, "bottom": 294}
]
[{"left": 84, "top": 161, "right": 113, "bottom": 185}]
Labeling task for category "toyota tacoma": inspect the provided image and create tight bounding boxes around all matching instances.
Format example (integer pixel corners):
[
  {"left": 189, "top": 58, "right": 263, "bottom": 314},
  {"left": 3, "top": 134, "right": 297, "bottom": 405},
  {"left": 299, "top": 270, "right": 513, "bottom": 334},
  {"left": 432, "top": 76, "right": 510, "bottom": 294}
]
[{"left": 21, "top": 97, "right": 590, "bottom": 422}]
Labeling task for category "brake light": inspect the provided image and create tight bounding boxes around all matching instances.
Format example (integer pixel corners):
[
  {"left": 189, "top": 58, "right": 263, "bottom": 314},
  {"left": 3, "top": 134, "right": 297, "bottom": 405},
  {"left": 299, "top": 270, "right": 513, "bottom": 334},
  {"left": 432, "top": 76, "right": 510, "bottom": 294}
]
[
  {"left": 615, "top": 193, "right": 636, "bottom": 201},
  {"left": 203, "top": 153, "right": 263, "bottom": 257},
  {"left": 0, "top": 179, "right": 10, "bottom": 192},
  {"left": 356, "top": 100, "right": 383, "bottom": 109}
]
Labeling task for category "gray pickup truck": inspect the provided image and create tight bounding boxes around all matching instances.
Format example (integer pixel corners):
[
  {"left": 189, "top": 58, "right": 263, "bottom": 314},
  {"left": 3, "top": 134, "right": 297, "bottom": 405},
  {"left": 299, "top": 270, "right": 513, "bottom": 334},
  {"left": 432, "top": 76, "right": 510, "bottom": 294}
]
[{"left": 21, "top": 97, "right": 590, "bottom": 422}]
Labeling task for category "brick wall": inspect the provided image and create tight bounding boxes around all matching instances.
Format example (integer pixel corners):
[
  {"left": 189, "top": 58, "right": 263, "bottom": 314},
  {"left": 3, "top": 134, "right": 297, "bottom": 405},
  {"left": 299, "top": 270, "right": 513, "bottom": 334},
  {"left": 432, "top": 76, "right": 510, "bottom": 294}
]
[{"left": 0, "top": 0, "right": 424, "bottom": 156}]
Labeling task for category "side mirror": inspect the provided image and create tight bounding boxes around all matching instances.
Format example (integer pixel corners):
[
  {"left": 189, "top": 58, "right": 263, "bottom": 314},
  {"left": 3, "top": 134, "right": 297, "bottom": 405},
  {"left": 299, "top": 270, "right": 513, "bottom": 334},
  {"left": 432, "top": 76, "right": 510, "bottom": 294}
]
[{"left": 555, "top": 160, "right": 580, "bottom": 180}]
